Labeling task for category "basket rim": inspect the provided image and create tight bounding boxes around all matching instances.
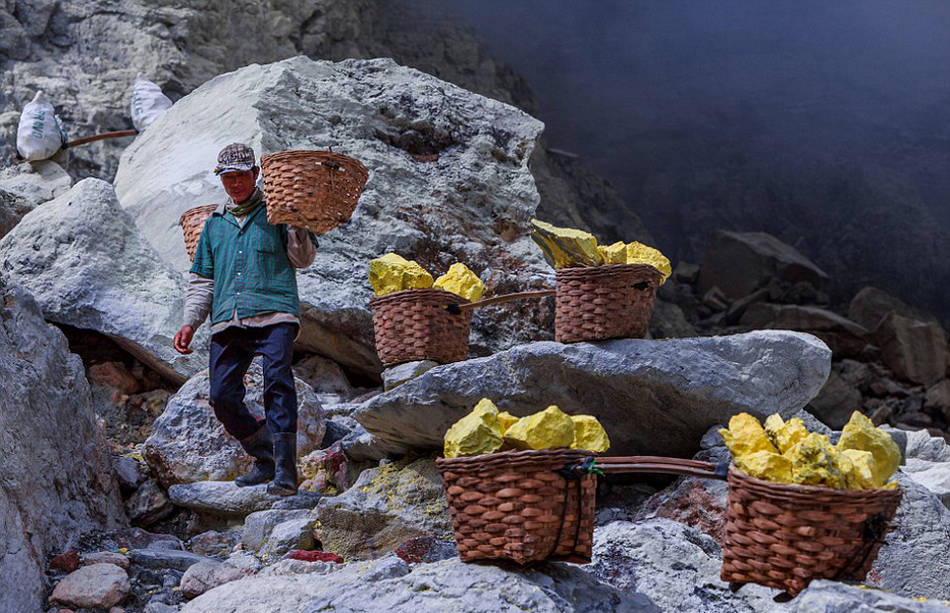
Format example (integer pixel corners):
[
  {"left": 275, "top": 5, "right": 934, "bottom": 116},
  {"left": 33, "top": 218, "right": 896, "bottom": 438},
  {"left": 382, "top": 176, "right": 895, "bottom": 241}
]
[
  {"left": 436, "top": 448, "right": 592, "bottom": 469},
  {"left": 728, "top": 466, "right": 902, "bottom": 500},
  {"left": 556, "top": 262, "right": 665, "bottom": 277},
  {"left": 178, "top": 203, "right": 219, "bottom": 226},
  {"left": 261, "top": 148, "right": 368, "bottom": 170},
  {"left": 370, "top": 288, "right": 471, "bottom": 306}
]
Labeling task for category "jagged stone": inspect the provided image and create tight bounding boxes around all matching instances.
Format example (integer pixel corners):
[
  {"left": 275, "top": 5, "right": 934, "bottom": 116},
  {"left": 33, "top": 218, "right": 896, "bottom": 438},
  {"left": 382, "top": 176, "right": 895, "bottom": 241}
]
[
  {"left": 873, "top": 312, "right": 950, "bottom": 385},
  {"left": 167, "top": 481, "right": 320, "bottom": 518},
  {"left": 50, "top": 563, "right": 130, "bottom": 610},
  {"left": 179, "top": 561, "right": 247, "bottom": 599},
  {"left": 849, "top": 286, "right": 938, "bottom": 331}
]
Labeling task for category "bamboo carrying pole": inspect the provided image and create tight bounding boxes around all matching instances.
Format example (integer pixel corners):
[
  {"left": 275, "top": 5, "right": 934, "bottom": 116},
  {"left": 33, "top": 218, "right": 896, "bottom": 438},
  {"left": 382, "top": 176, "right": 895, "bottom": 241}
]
[
  {"left": 448, "top": 288, "right": 556, "bottom": 314},
  {"left": 11, "top": 129, "right": 138, "bottom": 163}
]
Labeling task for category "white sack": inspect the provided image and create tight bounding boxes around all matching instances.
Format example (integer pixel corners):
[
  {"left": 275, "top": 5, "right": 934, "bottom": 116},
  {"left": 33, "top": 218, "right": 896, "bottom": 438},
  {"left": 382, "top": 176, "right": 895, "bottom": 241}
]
[
  {"left": 131, "top": 75, "right": 173, "bottom": 131},
  {"left": 16, "top": 91, "right": 66, "bottom": 161}
]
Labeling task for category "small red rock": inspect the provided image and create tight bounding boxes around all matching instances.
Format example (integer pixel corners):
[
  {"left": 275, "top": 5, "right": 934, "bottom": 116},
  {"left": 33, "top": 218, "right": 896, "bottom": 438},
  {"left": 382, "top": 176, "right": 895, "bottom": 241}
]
[
  {"left": 50, "top": 550, "right": 80, "bottom": 573},
  {"left": 287, "top": 550, "right": 343, "bottom": 564}
]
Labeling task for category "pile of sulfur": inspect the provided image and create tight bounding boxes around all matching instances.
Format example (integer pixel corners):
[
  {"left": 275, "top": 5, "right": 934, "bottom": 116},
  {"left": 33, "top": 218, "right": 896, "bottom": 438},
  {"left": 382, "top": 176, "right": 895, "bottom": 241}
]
[
  {"left": 719, "top": 411, "right": 901, "bottom": 490},
  {"left": 369, "top": 253, "right": 486, "bottom": 302},
  {"left": 530, "top": 219, "right": 672, "bottom": 283},
  {"left": 443, "top": 399, "right": 610, "bottom": 458}
]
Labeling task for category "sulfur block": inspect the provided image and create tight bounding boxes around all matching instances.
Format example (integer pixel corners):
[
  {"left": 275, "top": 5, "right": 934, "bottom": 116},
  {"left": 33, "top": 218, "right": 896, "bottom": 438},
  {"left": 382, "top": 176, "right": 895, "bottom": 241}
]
[
  {"left": 433, "top": 262, "right": 486, "bottom": 302},
  {"left": 785, "top": 432, "right": 846, "bottom": 488},
  {"left": 570, "top": 415, "right": 610, "bottom": 453},
  {"left": 443, "top": 398, "right": 503, "bottom": 458},
  {"left": 497, "top": 411, "right": 520, "bottom": 434},
  {"left": 734, "top": 450, "right": 793, "bottom": 483},
  {"left": 836, "top": 411, "right": 901, "bottom": 488},
  {"left": 625, "top": 242, "right": 672, "bottom": 285},
  {"left": 719, "top": 413, "right": 778, "bottom": 459},
  {"left": 369, "top": 253, "right": 433, "bottom": 296},
  {"left": 764, "top": 414, "right": 809, "bottom": 454},
  {"left": 597, "top": 241, "right": 627, "bottom": 266},
  {"left": 838, "top": 449, "right": 877, "bottom": 490},
  {"left": 504, "top": 405, "right": 576, "bottom": 451},
  {"left": 530, "top": 219, "right": 603, "bottom": 269}
]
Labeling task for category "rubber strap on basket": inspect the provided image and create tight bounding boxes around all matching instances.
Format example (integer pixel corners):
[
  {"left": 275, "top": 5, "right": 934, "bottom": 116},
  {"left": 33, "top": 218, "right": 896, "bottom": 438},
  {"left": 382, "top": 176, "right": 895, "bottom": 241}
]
[{"left": 548, "top": 463, "right": 585, "bottom": 560}]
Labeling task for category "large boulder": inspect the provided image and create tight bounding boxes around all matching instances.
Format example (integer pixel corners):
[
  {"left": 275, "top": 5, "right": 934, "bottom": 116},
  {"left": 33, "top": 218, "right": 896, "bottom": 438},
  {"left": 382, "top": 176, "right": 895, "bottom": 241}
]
[
  {"left": 699, "top": 230, "right": 830, "bottom": 300},
  {"left": 0, "top": 278, "right": 125, "bottom": 613},
  {"left": 356, "top": 331, "right": 832, "bottom": 457},
  {"left": 740, "top": 303, "right": 869, "bottom": 359},
  {"left": 873, "top": 312, "right": 950, "bottom": 385},
  {"left": 848, "top": 285, "right": 939, "bottom": 331},
  {"left": 0, "top": 178, "right": 208, "bottom": 384},
  {"left": 113, "top": 56, "right": 550, "bottom": 374},
  {"left": 144, "top": 360, "right": 325, "bottom": 487},
  {"left": 790, "top": 580, "right": 950, "bottom": 612},
  {"left": 182, "top": 555, "right": 653, "bottom": 612},
  {"left": 0, "top": 160, "right": 72, "bottom": 238}
]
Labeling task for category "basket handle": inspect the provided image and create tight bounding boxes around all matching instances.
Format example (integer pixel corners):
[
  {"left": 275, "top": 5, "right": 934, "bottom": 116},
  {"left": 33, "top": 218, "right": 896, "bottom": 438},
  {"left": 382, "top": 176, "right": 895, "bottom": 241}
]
[
  {"left": 446, "top": 288, "right": 556, "bottom": 314},
  {"left": 567, "top": 455, "right": 729, "bottom": 481}
]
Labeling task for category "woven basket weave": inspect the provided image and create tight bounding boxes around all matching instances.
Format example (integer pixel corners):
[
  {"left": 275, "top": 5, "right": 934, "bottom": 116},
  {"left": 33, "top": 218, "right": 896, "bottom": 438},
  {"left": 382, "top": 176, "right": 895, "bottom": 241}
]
[
  {"left": 555, "top": 264, "right": 663, "bottom": 343},
  {"left": 436, "top": 449, "right": 597, "bottom": 564},
  {"left": 721, "top": 468, "right": 902, "bottom": 596},
  {"left": 261, "top": 149, "right": 368, "bottom": 235},
  {"left": 178, "top": 204, "right": 218, "bottom": 261},
  {"left": 370, "top": 289, "right": 472, "bottom": 367}
]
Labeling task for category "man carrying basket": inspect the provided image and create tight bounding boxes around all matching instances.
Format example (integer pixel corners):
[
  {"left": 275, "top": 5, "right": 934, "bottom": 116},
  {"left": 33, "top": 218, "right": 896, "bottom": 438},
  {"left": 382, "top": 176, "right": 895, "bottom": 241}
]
[{"left": 173, "top": 143, "right": 317, "bottom": 496}]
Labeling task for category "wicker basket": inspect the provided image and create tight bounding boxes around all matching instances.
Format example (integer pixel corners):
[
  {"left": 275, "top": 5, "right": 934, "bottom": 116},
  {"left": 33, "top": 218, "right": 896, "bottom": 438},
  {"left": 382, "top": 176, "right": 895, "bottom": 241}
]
[
  {"left": 179, "top": 204, "right": 218, "bottom": 261},
  {"left": 555, "top": 264, "right": 663, "bottom": 343},
  {"left": 260, "top": 149, "right": 368, "bottom": 235},
  {"left": 721, "top": 468, "right": 902, "bottom": 596},
  {"left": 370, "top": 289, "right": 472, "bottom": 367},
  {"left": 436, "top": 449, "right": 597, "bottom": 564}
]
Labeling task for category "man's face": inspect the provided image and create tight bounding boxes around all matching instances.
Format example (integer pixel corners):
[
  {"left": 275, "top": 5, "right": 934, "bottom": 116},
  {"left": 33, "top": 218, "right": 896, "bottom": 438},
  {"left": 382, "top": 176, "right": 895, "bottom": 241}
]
[{"left": 220, "top": 167, "right": 259, "bottom": 203}]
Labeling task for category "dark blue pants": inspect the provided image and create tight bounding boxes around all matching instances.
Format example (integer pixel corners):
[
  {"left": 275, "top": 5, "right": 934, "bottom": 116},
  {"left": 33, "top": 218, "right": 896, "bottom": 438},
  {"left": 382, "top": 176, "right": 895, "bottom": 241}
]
[{"left": 208, "top": 322, "right": 298, "bottom": 440}]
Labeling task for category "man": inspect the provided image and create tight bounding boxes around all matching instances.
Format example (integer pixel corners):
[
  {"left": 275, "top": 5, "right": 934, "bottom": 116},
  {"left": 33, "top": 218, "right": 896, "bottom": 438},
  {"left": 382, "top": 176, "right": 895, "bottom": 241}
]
[{"left": 173, "top": 143, "right": 317, "bottom": 496}]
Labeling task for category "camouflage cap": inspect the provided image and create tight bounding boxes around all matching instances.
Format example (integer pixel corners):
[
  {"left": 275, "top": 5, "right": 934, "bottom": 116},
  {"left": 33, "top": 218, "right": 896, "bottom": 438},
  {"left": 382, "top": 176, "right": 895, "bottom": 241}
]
[{"left": 213, "top": 142, "right": 256, "bottom": 175}]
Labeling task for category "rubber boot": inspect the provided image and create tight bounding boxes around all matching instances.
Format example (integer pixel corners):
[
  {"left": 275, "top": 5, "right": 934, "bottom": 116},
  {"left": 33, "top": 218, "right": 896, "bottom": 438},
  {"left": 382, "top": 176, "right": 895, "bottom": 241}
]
[
  {"left": 234, "top": 425, "right": 275, "bottom": 487},
  {"left": 267, "top": 432, "right": 298, "bottom": 496}
]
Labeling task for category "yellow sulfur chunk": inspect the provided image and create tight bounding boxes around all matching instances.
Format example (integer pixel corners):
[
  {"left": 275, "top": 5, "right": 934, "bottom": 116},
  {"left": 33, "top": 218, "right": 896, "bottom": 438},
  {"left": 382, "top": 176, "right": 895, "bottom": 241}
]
[
  {"left": 570, "top": 415, "right": 610, "bottom": 453},
  {"left": 530, "top": 219, "right": 603, "bottom": 269},
  {"left": 785, "top": 432, "right": 846, "bottom": 488},
  {"left": 504, "top": 405, "right": 576, "bottom": 451},
  {"left": 443, "top": 398, "right": 503, "bottom": 458},
  {"left": 838, "top": 449, "right": 877, "bottom": 490},
  {"left": 719, "top": 413, "right": 779, "bottom": 459},
  {"left": 625, "top": 242, "right": 672, "bottom": 285},
  {"left": 836, "top": 411, "right": 901, "bottom": 488},
  {"left": 734, "top": 450, "right": 793, "bottom": 483},
  {"left": 433, "top": 262, "right": 486, "bottom": 302},
  {"left": 597, "top": 241, "right": 628, "bottom": 266},
  {"left": 497, "top": 411, "right": 520, "bottom": 434},
  {"left": 369, "top": 253, "right": 433, "bottom": 296},
  {"left": 764, "top": 414, "right": 809, "bottom": 454}
]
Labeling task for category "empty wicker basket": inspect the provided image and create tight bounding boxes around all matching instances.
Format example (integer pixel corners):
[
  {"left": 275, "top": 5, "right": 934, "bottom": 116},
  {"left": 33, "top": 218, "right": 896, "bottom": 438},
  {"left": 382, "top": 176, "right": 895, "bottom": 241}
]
[
  {"left": 261, "top": 149, "right": 368, "bottom": 235},
  {"left": 554, "top": 263, "right": 663, "bottom": 343},
  {"left": 179, "top": 204, "right": 218, "bottom": 261},
  {"left": 370, "top": 289, "right": 472, "bottom": 367}
]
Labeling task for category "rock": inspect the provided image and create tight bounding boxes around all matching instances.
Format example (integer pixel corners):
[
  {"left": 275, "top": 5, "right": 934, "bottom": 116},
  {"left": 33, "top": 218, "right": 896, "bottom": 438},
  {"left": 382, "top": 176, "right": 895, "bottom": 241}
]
[
  {"left": 182, "top": 555, "right": 651, "bottom": 613},
  {"left": 82, "top": 552, "right": 130, "bottom": 570},
  {"left": 849, "top": 286, "right": 938, "bottom": 331},
  {"left": 394, "top": 536, "right": 458, "bottom": 564},
  {"left": 179, "top": 561, "right": 247, "bottom": 599},
  {"left": 260, "top": 518, "right": 316, "bottom": 558},
  {"left": 902, "top": 459, "right": 950, "bottom": 508},
  {"left": 312, "top": 458, "right": 452, "bottom": 561},
  {"left": 319, "top": 418, "right": 354, "bottom": 449},
  {"left": 634, "top": 478, "right": 729, "bottom": 544},
  {"left": 740, "top": 303, "right": 869, "bottom": 358},
  {"left": 0, "top": 178, "right": 208, "bottom": 384},
  {"left": 649, "top": 299, "right": 697, "bottom": 339},
  {"left": 873, "top": 312, "right": 950, "bottom": 385},
  {"left": 0, "top": 161, "right": 72, "bottom": 238},
  {"left": 113, "top": 456, "right": 145, "bottom": 495},
  {"left": 925, "top": 380, "right": 950, "bottom": 421},
  {"left": 865, "top": 473, "right": 950, "bottom": 599},
  {"left": 701, "top": 286, "right": 730, "bottom": 311},
  {"left": 50, "top": 550, "right": 81, "bottom": 573},
  {"left": 128, "top": 549, "right": 216, "bottom": 573},
  {"left": 50, "top": 564, "right": 130, "bottom": 610},
  {"left": 258, "top": 559, "right": 340, "bottom": 577},
  {"left": 167, "top": 482, "right": 318, "bottom": 518},
  {"left": 340, "top": 423, "right": 411, "bottom": 462},
  {"left": 382, "top": 361, "right": 439, "bottom": 391},
  {"left": 241, "top": 509, "right": 311, "bottom": 552},
  {"left": 126, "top": 479, "right": 174, "bottom": 527},
  {"left": 674, "top": 261, "right": 701, "bottom": 284},
  {"left": 903, "top": 429, "right": 950, "bottom": 463},
  {"left": 791, "top": 580, "right": 950, "bottom": 612},
  {"left": 587, "top": 519, "right": 778, "bottom": 612},
  {"left": 356, "top": 332, "right": 831, "bottom": 457},
  {"left": 299, "top": 445, "right": 349, "bottom": 494},
  {"left": 293, "top": 355, "right": 356, "bottom": 405},
  {"left": 807, "top": 371, "right": 864, "bottom": 429},
  {"left": 185, "top": 530, "right": 240, "bottom": 558},
  {"left": 0, "top": 278, "right": 125, "bottom": 613},
  {"left": 699, "top": 230, "right": 829, "bottom": 300},
  {"left": 114, "top": 56, "right": 549, "bottom": 374},
  {"left": 144, "top": 361, "right": 324, "bottom": 487},
  {"left": 144, "top": 602, "right": 180, "bottom": 613},
  {"left": 224, "top": 552, "right": 262, "bottom": 574},
  {"left": 88, "top": 361, "right": 142, "bottom": 397}
]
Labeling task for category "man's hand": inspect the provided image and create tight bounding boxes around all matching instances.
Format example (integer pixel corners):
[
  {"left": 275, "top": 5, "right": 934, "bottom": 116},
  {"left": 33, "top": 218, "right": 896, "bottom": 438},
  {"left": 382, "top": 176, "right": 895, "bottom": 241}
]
[{"left": 174, "top": 325, "right": 195, "bottom": 354}]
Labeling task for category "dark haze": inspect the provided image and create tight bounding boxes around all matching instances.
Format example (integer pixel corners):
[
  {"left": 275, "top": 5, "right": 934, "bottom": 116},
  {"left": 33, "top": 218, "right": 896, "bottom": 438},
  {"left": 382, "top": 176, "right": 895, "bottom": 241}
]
[{"left": 402, "top": 1, "right": 950, "bottom": 321}]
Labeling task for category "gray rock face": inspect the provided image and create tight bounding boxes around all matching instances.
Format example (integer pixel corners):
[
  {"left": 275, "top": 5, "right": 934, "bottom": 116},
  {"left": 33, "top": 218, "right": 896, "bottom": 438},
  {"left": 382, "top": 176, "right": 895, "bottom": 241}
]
[
  {"left": 126, "top": 479, "right": 174, "bottom": 527},
  {"left": 0, "top": 160, "right": 71, "bottom": 238},
  {"left": 128, "top": 548, "right": 217, "bottom": 573},
  {"left": 168, "top": 481, "right": 320, "bottom": 518},
  {"left": 357, "top": 331, "right": 832, "bottom": 457},
  {"left": 0, "top": 177, "right": 208, "bottom": 384},
  {"left": 312, "top": 458, "right": 451, "bottom": 561},
  {"left": 382, "top": 360, "right": 439, "bottom": 391},
  {"left": 50, "top": 563, "right": 131, "bottom": 610},
  {"left": 700, "top": 230, "right": 830, "bottom": 300},
  {"left": 790, "top": 580, "right": 950, "bottom": 612},
  {"left": 873, "top": 312, "right": 950, "bottom": 385},
  {"left": 293, "top": 354, "right": 356, "bottom": 405},
  {"left": 144, "top": 361, "right": 325, "bottom": 487},
  {"left": 182, "top": 555, "right": 654, "bottom": 613},
  {"left": 0, "top": 278, "right": 125, "bottom": 613},
  {"left": 241, "top": 509, "right": 311, "bottom": 552},
  {"left": 808, "top": 371, "right": 864, "bottom": 429},
  {"left": 114, "top": 55, "right": 549, "bottom": 374},
  {"left": 179, "top": 561, "right": 247, "bottom": 598},
  {"left": 740, "top": 303, "right": 870, "bottom": 359}
]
